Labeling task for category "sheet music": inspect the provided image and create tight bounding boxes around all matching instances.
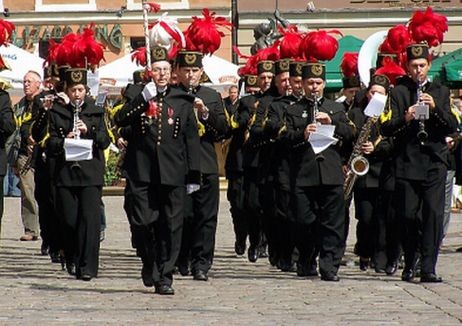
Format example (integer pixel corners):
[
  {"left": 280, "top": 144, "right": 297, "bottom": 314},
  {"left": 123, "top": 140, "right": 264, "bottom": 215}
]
[{"left": 64, "top": 139, "right": 93, "bottom": 161}]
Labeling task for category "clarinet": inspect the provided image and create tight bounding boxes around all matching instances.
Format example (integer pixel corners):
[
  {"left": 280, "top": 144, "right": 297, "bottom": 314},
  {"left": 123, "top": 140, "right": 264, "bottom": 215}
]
[
  {"left": 416, "top": 77, "right": 428, "bottom": 145},
  {"left": 70, "top": 99, "right": 82, "bottom": 170}
]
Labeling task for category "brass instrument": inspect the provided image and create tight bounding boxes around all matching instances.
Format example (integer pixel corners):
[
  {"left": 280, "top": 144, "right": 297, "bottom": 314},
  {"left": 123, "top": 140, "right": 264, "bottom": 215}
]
[
  {"left": 20, "top": 94, "right": 57, "bottom": 176},
  {"left": 19, "top": 146, "right": 36, "bottom": 176},
  {"left": 343, "top": 116, "right": 378, "bottom": 199}
]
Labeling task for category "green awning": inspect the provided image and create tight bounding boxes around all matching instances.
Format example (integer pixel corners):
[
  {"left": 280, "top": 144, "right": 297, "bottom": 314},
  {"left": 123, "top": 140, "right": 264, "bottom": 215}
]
[
  {"left": 428, "top": 48, "right": 462, "bottom": 88},
  {"left": 325, "top": 35, "right": 364, "bottom": 92}
]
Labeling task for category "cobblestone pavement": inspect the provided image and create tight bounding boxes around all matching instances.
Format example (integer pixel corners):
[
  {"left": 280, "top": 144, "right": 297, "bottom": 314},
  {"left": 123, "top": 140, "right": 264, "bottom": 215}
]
[{"left": 1, "top": 194, "right": 461, "bottom": 325}]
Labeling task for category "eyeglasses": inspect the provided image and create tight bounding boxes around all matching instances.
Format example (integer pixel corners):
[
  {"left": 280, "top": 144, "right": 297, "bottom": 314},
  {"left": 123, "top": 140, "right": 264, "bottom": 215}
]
[{"left": 23, "top": 79, "right": 40, "bottom": 84}]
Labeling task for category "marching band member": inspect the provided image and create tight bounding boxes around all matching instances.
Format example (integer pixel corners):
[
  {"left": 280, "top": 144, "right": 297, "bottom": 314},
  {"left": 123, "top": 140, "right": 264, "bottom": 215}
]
[
  {"left": 381, "top": 37, "right": 457, "bottom": 282},
  {"left": 115, "top": 45, "right": 201, "bottom": 294}
]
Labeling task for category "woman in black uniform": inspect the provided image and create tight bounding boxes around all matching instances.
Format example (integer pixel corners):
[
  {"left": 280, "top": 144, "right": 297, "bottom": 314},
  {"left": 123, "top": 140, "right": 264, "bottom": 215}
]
[{"left": 46, "top": 68, "right": 110, "bottom": 281}]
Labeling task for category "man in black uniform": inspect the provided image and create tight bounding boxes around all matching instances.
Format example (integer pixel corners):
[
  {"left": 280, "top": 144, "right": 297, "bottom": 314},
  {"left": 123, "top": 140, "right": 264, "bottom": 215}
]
[
  {"left": 242, "top": 59, "right": 277, "bottom": 262},
  {"left": 115, "top": 46, "right": 201, "bottom": 294},
  {"left": 31, "top": 63, "right": 67, "bottom": 263},
  {"left": 260, "top": 58, "right": 295, "bottom": 270},
  {"left": 380, "top": 44, "right": 458, "bottom": 283},
  {"left": 174, "top": 50, "right": 228, "bottom": 281},
  {"left": 285, "top": 62, "right": 354, "bottom": 281},
  {"left": 225, "top": 75, "right": 261, "bottom": 257}
]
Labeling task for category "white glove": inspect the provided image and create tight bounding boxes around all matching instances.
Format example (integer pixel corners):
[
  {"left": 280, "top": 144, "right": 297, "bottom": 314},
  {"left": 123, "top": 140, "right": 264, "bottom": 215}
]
[
  {"left": 186, "top": 183, "right": 200, "bottom": 195},
  {"left": 141, "top": 81, "right": 157, "bottom": 102}
]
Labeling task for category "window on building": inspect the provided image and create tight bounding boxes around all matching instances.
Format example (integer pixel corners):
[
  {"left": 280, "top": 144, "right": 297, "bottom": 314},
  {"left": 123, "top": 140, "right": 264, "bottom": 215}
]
[{"left": 35, "top": 0, "right": 97, "bottom": 12}]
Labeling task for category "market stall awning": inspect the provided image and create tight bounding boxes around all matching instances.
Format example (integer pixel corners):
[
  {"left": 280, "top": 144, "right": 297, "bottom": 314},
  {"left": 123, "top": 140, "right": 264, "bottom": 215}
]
[
  {"left": 325, "top": 35, "right": 364, "bottom": 92},
  {"left": 428, "top": 48, "right": 462, "bottom": 89}
]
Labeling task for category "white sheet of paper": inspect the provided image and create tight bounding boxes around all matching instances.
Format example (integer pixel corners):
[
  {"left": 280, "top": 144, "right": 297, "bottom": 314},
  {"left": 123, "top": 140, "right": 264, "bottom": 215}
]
[
  {"left": 364, "top": 93, "right": 387, "bottom": 117},
  {"left": 64, "top": 139, "right": 93, "bottom": 161},
  {"left": 308, "top": 132, "right": 338, "bottom": 154},
  {"left": 315, "top": 124, "right": 336, "bottom": 137}
]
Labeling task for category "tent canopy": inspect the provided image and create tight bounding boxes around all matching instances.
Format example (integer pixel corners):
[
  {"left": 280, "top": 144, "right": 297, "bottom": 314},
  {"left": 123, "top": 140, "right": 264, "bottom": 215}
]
[
  {"left": 98, "top": 53, "right": 239, "bottom": 90},
  {"left": 0, "top": 44, "right": 44, "bottom": 89},
  {"left": 325, "top": 35, "right": 364, "bottom": 92},
  {"left": 428, "top": 48, "right": 462, "bottom": 89}
]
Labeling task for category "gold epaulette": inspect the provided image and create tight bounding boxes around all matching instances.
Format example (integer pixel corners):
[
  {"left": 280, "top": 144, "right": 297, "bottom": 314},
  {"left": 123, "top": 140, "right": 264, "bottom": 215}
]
[
  {"left": 379, "top": 95, "right": 392, "bottom": 124},
  {"left": 230, "top": 114, "right": 239, "bottom": 129},
  {"left": 109, "top": 101, "right": 126, "bottom": 120},
  {"left": 198, "top": 120, "right": 206, "bottom": 137},
  {"left": 451, "top": 106, "right": 461, "bottom": 124}
]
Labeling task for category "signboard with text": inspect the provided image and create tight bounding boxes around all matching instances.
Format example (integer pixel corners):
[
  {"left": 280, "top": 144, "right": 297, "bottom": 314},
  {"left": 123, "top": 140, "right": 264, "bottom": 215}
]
[{"left": 239, "top": 0, "right": 462, "bottom": 11}]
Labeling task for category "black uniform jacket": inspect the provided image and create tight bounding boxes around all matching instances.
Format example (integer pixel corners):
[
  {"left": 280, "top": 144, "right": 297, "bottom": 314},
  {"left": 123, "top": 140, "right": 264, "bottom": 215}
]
[
  {"left": 174, "top": 84, "right": 228, "bottom": 175},
  {"left": 265, "top": 94, "right": 300, "bottom": 187},
  {"left": 380, "top": 76, "right": 458, "bottom": 181},
  {"left": 47, "top": 97, "right": 110, "bottom": 187},
  {"left": 0, "top": 90, "right": 15, "bottom": 176},
  {"left": 286, "top": 97, "right": 355, "bottom": 187},
  {"left": 242, "top": 89, "right": 278, "bottom": 171},
  {"left": 224, "top": 95, "right": 254, "bottom": 177},
  {"left": 348, "top": 104, "right": 393, "bottom": 189},
  {"left": 115, "top": 85, "right": 201, "bottom": 186}
]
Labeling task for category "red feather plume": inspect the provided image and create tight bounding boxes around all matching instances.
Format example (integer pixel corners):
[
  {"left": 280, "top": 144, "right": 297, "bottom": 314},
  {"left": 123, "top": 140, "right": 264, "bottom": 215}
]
[
  {"left": 72, "top": 23, "right": 105, "bottom": 69},
  {"left": 254, "top": 41, "right": 280, "bottom": 63},
  {"left": 54, "top": 33, "right": 78, "bottom": 66},
  {"left": 184, "top": 8, "right": 232, "bottom": 55},
  {"left": 300, "top": 30, "right": 342, "bottom": 62},
  {"left": 340, "top": 52, "right": 358, "bottom": 78},
  {"left": 408, "top": 7, "right": 448, "bottom": 47},
  {"left": 375, "top": 57, "right": 406, "bottom": 86},
  {"left": 382, "top": 25, "right": 412, "bottom": 54},
  {"left": 0, "top": 19, "right": 15, "bottom": 46},
  {"left": 131, "top": 47, "right": 147, "bottom": 67},
  {"left": 144, "top": 2, "right": 161, "bottom": 13},
  {"left": 279, "top": 25, "right": 304, "bottom": 60}
]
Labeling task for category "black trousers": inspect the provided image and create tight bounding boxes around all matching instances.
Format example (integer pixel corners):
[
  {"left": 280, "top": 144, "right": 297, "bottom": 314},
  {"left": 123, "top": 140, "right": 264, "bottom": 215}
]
[
  {"left": 129, "top": 179, "right": 185, "bottom": 286},
  {"left": 292, "top": 185, "right": 345, "bottom": 276},
  {"left": 375, "top": 190, "right": 401, "bottom": 269},
  {"left": 243, "top": 168, "right": 263, "bottom": 248},
  {"left": 35, "top": 162, "right": 60, "bottom": 254},
  {"left": 226, "top": 174, "right": 248, "bottom": 244},
  {"left": 180, "top": 173, "right": 219, "bottom": 274},
  {"left": 274, "top": 185, "right": 294, "bottom": 267},
  {"left": 56, "top": 186, "right": 102, "bottom": 278},
  {"left": 353, "top": 187, "right": 381, "bottom": 260},
  {"left": 395, "top": 166, "right": 446, "bottom": 275}
]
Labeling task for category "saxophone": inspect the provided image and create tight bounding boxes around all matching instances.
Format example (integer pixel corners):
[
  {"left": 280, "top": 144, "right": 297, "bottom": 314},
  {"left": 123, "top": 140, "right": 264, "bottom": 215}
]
[{"left": 343, "top": 116, "right": 378, "bottom": 199}]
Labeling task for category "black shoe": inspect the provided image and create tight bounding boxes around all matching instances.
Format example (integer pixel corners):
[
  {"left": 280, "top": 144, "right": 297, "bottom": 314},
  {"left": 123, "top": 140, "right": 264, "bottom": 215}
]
[
  {"left": 359, "top": 258, "right": 369, "bottom": 271},
  {"left": 374, "top": 267, "right": 386, "bottom": 274},
  {"left": 248, "top": 247, "right": 258, "bottom": 263},
  {"left": 420, "top": 273, "right": 443, "bottom": 283},
  {"left": 193, "top": 270, "right": 208, "bottom": 281},
  {"left": 66, "top": 262, "right": 76, "bottom": 276},
  {"left": 141, "top": 265, "right": 154, "bottom": 287},
  {"left": 321, "top": 272, "right": 340, "bottom": 282},
  {"left": 40, "top": 242, "right": 49, "bottom": 256},
  {"left": 99, "top": 229, "right": 105, "bottom": 242},
  {"left": 234, "top": 240, "right": 246, "bottom": 256},
  {"left": 385, "top": 261, "right": 398, "bottom": 275},
  {"left": 50, "top": 251, "right": 60, "bottom": 263},
  {"left": 155, "top": 284, "right": 175, "bottom": 295},
  {"left": 80, "top": 274, "right": 92, "bottom": 281},
  {"left": 401, "top": 269, "right": 414, "bottom": 282},
  {"left": 259, "top": 247, "right": 268, "bottom": 258},
  {"left": 178, "top": 264, "right": 190, "bottom": 276}
]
